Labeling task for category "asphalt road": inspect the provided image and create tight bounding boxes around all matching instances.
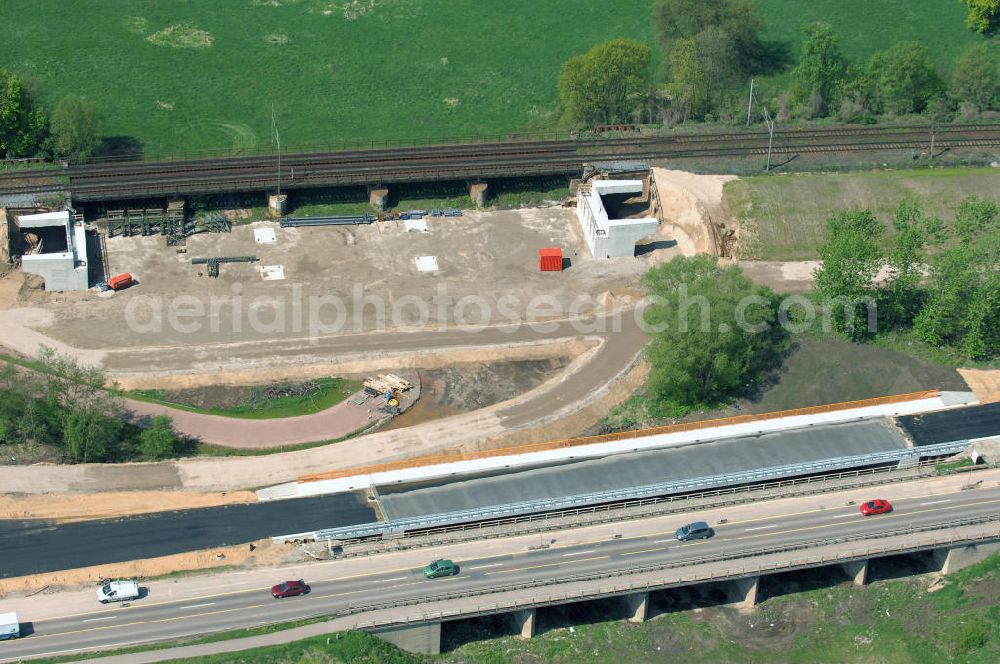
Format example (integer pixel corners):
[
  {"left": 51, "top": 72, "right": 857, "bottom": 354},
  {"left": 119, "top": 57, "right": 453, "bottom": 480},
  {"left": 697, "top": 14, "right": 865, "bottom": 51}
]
[
  {"left": 897, "top": 402, "right": 1000, "bottom": 446},
  {"left": 3, "top": 485, "right": 999, "bottom": 662},
  {"left": 0, "top": 493, "right": 374, "bottom": 579}
]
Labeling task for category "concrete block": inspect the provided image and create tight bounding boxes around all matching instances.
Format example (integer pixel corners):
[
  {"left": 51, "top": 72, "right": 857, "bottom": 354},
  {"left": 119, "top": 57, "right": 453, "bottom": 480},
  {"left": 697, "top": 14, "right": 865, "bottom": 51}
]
[
  {"left": 368, "top": 186, "right": 389, "bottom": 211},
  {"left": 623, "top": 591, "right": 649, "bottom": 623},
  {"left": 468, "top": 180, "right": 489, "bottom": 207},
  {"left": 731, "top": 576, "right": 759, "bottom": 609},
  {"left": 933, "top": 541, "right": 1000, "bottom": 575},
  {"left": 506, "top": 608, "right": 536, "bottom": 639},
  {"left": 841, "top": 559, "right": 869, "bottom": 586},
  {"left": 268, "top": 194, "right": 287, "bottom": 217},
  {"left": 373, "top": 622, "right": 441, "bottom": 655}
]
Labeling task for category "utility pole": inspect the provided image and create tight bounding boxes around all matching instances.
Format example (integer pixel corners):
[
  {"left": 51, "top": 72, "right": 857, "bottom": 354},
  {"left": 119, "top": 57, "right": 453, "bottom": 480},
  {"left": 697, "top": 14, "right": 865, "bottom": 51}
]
[
  {"left": 746, "top": 78, "right": 755, "bottom": 127},
  {"left": 271, "top": 103, "right": 282, "bottom": 197},
  {"left": 761, "top": 105, "right": 775, "bottom": 172}
]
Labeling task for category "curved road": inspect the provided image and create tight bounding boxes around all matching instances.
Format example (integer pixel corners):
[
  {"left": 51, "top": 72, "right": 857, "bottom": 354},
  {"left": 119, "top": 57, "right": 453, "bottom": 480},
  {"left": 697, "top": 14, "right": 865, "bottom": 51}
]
[
  {"left": 2, "top": 484, "right": 998, "bottom": 661},
  {"left": 0, "top": 311, "right": 648, "bottom": 492}
]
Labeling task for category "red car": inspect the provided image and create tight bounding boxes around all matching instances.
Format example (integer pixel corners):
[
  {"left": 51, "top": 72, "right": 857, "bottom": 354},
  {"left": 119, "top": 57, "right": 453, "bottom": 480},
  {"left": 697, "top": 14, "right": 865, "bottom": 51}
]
[
  {"left": 271, "top": 580, "right": 310, "bottom": 599},
  {"left": 860, "top": 499, "right": 892, "bottom": 516}
]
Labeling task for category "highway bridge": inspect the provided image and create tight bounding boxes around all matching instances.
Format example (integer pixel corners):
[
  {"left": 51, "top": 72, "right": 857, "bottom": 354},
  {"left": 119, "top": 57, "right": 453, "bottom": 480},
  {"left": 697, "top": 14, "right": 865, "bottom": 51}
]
[
  {"left": 1, "top": 481, "right": 998, "bottom": 661},
  {"left": 2, "top": 123, "right": 999, "bottom": 203}
]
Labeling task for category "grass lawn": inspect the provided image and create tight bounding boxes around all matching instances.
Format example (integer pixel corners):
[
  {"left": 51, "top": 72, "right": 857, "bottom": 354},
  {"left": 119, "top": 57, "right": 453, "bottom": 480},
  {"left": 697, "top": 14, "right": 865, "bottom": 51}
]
[
  {"left": 2, "top": 2, "right": 994, "bottom": 158},
  {"left": 726, "top": 167, "right": 1000, "bottom": 260},
  {"left": 753, "top": 0, "right": 996, "bottom": 94},
  {"left": 0, "top": 0, "right": 655, "bottom": 158},
  {"left": 128, "top": 376, "right": 360, "bottom": 419}
]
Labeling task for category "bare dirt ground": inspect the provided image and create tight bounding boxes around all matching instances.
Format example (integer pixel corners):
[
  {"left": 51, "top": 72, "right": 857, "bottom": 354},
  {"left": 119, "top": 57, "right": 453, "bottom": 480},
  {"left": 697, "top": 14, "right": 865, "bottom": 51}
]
[
  {"left": 0, "top": 490, "right": 256, "bottom": 522},
  {"left": 650, "top": 168, "right": 737, "bottom": 257},
  {"left": 958, "top": 368, "right": 1000, "bottom": 404},
  {"left": 383, "top": 358, "right": 569, "bottom": 431},
  {"left": 0, "top": 538, "right": 284, "bottom": 597}
]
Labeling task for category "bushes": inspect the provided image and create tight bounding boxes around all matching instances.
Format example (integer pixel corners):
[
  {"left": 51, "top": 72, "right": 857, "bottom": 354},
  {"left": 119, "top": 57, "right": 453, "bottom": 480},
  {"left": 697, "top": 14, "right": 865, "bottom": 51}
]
[{"left": 0, "top": 350, "right": 187, "bottom": 462}]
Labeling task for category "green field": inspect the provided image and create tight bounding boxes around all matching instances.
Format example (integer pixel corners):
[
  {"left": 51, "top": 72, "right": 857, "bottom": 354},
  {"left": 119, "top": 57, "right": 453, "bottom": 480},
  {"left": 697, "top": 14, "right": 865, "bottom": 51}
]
[
  {"left": 1, "top": 1, "right": 992, "bottom": 158},
  {"left": 0, "top": 0, "right": 655, "bottom": 158},
  {"left": 726, "top": 167, "right": 1000, "bottom": 261},
  {"left": 753, "top": 0, "right": 993, "bottom": 93}
]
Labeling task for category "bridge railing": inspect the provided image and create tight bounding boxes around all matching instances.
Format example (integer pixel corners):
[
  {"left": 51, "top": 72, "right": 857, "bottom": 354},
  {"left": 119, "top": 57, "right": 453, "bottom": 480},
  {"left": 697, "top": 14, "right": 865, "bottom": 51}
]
[{"left": 338, "top": 514, "right": 1000, "bottom": 629}]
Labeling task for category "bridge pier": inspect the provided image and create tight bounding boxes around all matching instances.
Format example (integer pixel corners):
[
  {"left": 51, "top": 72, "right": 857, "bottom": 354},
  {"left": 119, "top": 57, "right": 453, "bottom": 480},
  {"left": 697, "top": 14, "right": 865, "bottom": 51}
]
[
  {"left": 506, "top": 608, "right": 536, "bottom": 639},
  {"left": 933, "top": 541, "right": 1000, "bottom": 574},
  {"left": 268, "top": 193, "right": 287, "bottom": 217},
  {"left": 623, "top": 591, "right": 649, "bottom": 623},
  {"left": 730, "top": 576, "right": 760, "bottom": 609},
  {"left": 368, "top": 185, "right": 390, "bottom": 211},
  {"left": 841, "top": 559, "right": 869, "bottom": 586},
  {"left": 372, "top": 622, "right": 441, "bottom": 655},
  {"left": 467, "top": 180, "right": 489, "bottom": 207}
]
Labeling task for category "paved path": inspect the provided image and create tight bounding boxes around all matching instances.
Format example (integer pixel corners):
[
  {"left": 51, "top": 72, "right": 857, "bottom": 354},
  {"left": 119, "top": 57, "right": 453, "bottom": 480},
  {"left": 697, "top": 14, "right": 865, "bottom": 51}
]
[
  {"left": 124, "top": 396, "right": 374, "bottom": 448},
  {"left": 0, "top": 311, "right": 648, "bottom": 493}
]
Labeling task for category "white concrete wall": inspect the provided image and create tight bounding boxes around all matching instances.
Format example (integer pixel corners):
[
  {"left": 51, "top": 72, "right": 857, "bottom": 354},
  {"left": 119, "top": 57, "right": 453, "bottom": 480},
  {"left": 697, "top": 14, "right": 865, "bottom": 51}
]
[
  {"left": 575, "top": 179, "right": 657, "bottom": 258},
  {"left": 18, "top": 211, "right": 90, "bottom": 291},
  {"left": 22, "top": 253, "right": 88, "bottom": 291},
  {"left": 17, "top": 210, "right": 69, "bottom": 229}
]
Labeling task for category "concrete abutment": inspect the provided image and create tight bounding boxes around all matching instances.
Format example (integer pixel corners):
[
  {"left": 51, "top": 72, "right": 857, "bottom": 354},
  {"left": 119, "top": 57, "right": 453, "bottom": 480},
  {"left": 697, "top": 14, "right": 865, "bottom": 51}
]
[
  {"left": 373, "top": 622, "right": 441, "bottom": 655},
  {"left": 841, "top": 559, "right": 869, "bottom": 586},
  {"left": 623, "top": 591, "right": 649, "bottom": 623},
  {"left": 467, "top": 180, "right": 489, "bottom": 207},
  {"left": 368, "top": 186, "right": 390, "bottom": 211},
  {"left": 933, "top": 541, "right": 1000, "bottom": 574},
  {"left": 505, "top": 608, "right": 536, "bottom": 639},
  {"left": 730, "top": 576, "right": 760, "bottom": 609}
]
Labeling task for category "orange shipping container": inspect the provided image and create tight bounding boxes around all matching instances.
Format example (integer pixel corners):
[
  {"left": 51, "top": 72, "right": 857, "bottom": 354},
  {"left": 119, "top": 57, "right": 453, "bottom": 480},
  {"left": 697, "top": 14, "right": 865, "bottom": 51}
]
[
  {"left": 108, "top": 273, "right": 133, "bottom": 290},
  {"left": 538, "top": 247, "right": 563, "bottom": 272}
]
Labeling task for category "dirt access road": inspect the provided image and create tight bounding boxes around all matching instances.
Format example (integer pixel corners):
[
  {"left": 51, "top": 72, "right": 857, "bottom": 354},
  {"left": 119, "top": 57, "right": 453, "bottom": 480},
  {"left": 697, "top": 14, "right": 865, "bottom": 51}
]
[{"left": 0, "top": 310, "right": 648, "bottom": 493}]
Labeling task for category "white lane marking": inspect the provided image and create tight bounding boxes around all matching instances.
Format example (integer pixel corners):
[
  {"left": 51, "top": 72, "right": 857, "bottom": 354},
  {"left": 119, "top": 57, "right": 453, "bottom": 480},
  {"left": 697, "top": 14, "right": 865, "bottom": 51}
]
[
  {"left": 562, "top": 549, "right": 597, "bottom": 557},
  {"left": 179, "top": 602, "right": 216, "bottom": 610},
  {"left": 744, "top": 524, "right": 777, "bottom": 532},
  {"left": 467, "top": 563, "right": 503, "bottom": 570},
  {"left": 373, "top": 577, "right": 406, "bottom": 583},
  {"left": 831, "top": 513, "right": 857, "bottom": 519},
  {"left": 81, "top": 616, "right": 115, "bottom": 623},
  {"left": 920, "top": 500, "right": 952, "bottom": 506},
  {"left": 652, "top": 539, "right": 674, "bottom": 544}
]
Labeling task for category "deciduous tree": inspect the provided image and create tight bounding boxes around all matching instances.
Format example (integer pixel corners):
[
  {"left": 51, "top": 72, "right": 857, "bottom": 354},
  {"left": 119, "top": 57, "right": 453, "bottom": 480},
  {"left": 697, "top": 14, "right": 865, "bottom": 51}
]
[
  {"left": 139, "top": 414, "right": 180, "bottom": 459},
  {"left": 867, "top": 42, "right": 942, "bottom": 115},
  {"left": 0, "top": 69, "right": 47, "bottom": 158},
  {"left": 49, "top": 96, "right": 103, "bottom": 160},
  {"left": 789, "top": 23, "right": 847, "bottom": 117},
  {"left": 951, "top": 43, "right": 999, "bottom": 112},
  {"left": 813, "top": 210, "right": 884, "bottom": 340},
  {"left": 558, "top": 39, "right": 652, "bottom": 126},
  {"left": 963, "top": 0, "right": 1000, "bottom": 33},
  {"left": 642, "top": 255, "right": 787, "bottom": 415}
]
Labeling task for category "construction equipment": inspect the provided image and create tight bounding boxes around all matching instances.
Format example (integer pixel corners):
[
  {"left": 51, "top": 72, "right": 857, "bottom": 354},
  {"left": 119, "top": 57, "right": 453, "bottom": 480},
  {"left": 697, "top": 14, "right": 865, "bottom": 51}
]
[{"left": 191, "top": 255, "right": 258, "bottom": 278}]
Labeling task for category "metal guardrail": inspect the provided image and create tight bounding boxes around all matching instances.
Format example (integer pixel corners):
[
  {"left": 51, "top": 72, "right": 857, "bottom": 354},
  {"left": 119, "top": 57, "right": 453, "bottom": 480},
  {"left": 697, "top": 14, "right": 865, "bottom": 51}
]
[
  {"left": 336, "top": 514, "right": 1000, "bottom": 629},
  {"left": 294, "top": 439, "right": 970, "bottom": 543},
  {"left": 315, "top": 461, "right": 983, "bottom": 557}
]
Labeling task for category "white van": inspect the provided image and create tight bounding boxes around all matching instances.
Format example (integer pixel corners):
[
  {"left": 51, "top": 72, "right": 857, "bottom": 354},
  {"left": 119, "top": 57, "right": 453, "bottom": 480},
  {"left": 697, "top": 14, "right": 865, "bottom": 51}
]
[
  {"left": 0, "top": 612, "right": 19, "bottom": 640},
  {"left": 97, "top": 580, "right": 140, "bottom": 604}
]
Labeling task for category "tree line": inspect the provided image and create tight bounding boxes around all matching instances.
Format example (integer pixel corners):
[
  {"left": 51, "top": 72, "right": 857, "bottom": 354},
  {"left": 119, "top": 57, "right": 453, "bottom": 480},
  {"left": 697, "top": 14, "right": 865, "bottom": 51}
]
[
  {"left": 0, "top": 70, "right": 103, "bottom": 161},
  {"left": 0, "top": 348, "right": 188, "bottom": 463},
  {"left": 559, "top": 0, "right": 1000, "bottom": 128}
]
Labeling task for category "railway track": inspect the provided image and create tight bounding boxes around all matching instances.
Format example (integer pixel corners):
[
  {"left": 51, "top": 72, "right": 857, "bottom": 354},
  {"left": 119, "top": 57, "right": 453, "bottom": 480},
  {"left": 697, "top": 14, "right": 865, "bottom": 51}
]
[{"left": 2, "top": 123, "right": 998, "bottom": 203}]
